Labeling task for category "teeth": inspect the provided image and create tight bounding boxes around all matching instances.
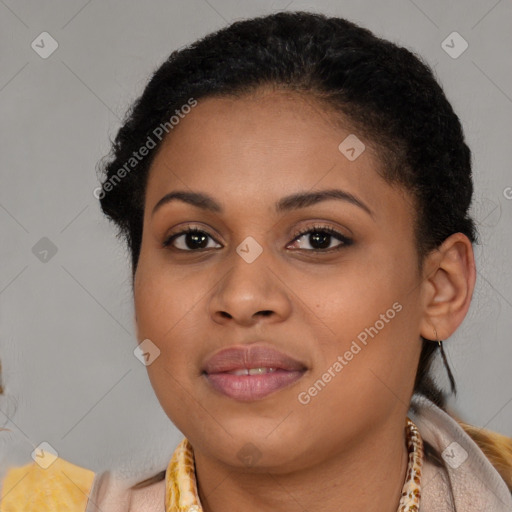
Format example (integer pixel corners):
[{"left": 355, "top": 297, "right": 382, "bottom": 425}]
[
  {"left": 229, "top": 369, "right": 249, "bottom": 376},
  {"left": 226, "top": 367, "right": 277, "bottom": 375},
  {"left": 248, "top": 367, "right": 277, "bottom": 375}
]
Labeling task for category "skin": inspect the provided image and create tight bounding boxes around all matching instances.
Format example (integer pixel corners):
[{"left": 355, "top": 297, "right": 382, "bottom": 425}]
[{"left": 133, "top": 88, "right": 476, "bottom": 512}]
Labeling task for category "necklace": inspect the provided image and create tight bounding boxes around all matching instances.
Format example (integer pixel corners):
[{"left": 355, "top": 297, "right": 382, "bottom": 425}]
[
  {"left": 165, "top": 417, "right": 423, "bottom": 512},
  {"left": 398, "top": 418, "right": 424, "bottom": 511}
]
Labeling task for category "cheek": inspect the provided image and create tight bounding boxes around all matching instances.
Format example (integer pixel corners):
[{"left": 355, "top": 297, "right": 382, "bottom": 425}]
[
  {"left": 304, "top": 255, "right": 420, "bottom": 387},
  {"left": 134, "top": 261, "right": 203, "bottom": 343},
  {"left": 133, "top": 271, "right": 199, "bottom": 407},
  {"left": 306, "top": 260, "right": 401, "bottom": 332},
  {"left": 134, "top": 269, "right": 200, "bottom": 426}
]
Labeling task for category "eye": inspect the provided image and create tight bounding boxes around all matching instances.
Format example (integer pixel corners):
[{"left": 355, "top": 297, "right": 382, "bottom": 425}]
[
  {"left": 162, "top": 226, "right": 221, "bottom": 251},
  {"left": 162, "top": 224, "right": 353, "bottom": 253},
  {"left": 288, "top": 224, "right": 353, "bottom": 252}
]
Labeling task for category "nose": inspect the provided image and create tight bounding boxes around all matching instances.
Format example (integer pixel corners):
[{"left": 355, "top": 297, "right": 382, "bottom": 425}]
[{"left": 208, "top": 250, "right": 292, "bottom": 327}]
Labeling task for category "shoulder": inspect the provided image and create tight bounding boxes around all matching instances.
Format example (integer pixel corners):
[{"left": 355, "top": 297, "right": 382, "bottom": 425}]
[
  {"left": 409, "top": 394, "right": 512, "bottom": 512},
  {"left": 129, "top": 477, "right": 166, "bottom": 512},
  {"left": 0, "top": 456, "right": 95, "bottom": 511},
  {"left": 85, "top": 468, "right": 165, "bottom": 512}
]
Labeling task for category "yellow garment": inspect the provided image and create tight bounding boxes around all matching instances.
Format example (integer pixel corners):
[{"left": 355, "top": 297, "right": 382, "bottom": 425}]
[{"left": 0, "top": 457, "right": 95, "bottom": 511}]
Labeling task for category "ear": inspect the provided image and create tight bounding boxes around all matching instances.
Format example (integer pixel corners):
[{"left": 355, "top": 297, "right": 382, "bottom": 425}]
[{"left": 419, "top": 233, "right": 476, "bottom": 341}]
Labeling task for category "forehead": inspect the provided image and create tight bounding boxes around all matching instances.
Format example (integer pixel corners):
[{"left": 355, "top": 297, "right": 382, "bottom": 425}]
[{"left": 144, "top": 90, "right": 412, "bottom": 223}]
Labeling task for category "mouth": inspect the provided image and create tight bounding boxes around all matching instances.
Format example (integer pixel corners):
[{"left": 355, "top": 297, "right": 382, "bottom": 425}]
[{"left": 202, "top": 344, "right": 308, "bottom": 401}]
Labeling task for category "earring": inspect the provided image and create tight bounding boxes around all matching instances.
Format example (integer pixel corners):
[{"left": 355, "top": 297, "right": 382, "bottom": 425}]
[{"left": 433, "top": 327, "right": 442, "bottom": 348}]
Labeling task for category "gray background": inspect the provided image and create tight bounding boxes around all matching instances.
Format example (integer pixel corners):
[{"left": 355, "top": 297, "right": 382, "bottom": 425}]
[{"left": 1, "top": 0, "right": 511, "bottom": 482}]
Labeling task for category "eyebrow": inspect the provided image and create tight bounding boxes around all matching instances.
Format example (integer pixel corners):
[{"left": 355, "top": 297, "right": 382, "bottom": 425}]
[{"left": 151, "top": 189, "right": 374, "bottom": 218}]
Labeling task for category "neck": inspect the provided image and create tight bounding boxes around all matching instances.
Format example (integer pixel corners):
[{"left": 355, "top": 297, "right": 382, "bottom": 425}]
[{"left": 193, "top": 416, "right": 410, "bottom": 512}]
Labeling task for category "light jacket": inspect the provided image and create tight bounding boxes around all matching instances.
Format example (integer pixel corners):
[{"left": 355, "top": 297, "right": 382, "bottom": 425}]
[{"left": 1, "top": 394, "right": 511, "bottom": 511}]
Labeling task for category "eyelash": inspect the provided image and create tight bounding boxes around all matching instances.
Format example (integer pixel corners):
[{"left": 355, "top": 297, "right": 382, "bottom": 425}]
[{"left": 162, "top": 224, "right": 353, "bottom": 253}]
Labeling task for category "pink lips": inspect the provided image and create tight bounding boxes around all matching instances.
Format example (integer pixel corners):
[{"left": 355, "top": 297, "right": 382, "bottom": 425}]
[{"left": 203, "top": 344, "right": 307, "bottom": 401}]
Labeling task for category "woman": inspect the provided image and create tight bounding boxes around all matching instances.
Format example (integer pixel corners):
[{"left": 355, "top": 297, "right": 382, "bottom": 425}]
[{"left": 1, "top": 10, "right": 511, "bottom": 512}]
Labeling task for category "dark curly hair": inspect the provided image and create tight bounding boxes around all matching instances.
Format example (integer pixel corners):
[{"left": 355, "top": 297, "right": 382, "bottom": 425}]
[{"left": 95, "top": 10, "right": 493, "bottom": 501}]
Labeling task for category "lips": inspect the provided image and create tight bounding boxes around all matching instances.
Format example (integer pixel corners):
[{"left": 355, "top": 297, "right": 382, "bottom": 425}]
[
  {"left": 203, "top": 345, "right": 307, "bottom": 374},
  {"left": 202, "top": 344, "right": 307, "bottom": 401}
]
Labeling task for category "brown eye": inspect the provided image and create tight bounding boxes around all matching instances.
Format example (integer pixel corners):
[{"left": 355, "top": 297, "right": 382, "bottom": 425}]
[
  {"left": 163, "top": 227, "right": 221, "bottom": 251},
  {"left": 289, "top": 225, "right": 353, "bottom": 252}
]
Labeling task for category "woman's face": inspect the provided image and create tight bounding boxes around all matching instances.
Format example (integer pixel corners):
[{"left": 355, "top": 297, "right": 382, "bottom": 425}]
[{"left": 134, "top": 89, "right": 426, "bottom": 471}]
